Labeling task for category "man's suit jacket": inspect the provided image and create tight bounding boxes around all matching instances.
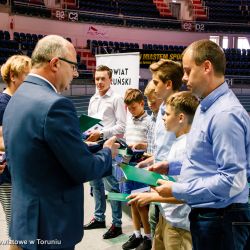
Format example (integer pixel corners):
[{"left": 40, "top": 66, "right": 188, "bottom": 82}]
[{"left": 3, "top": 75, "right": 112, "bottom": 249}]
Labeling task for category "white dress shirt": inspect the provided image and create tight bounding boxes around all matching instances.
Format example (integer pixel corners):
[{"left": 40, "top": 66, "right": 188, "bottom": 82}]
[{"left": 88, "top": 88, "right": 126, "bottom": 138}]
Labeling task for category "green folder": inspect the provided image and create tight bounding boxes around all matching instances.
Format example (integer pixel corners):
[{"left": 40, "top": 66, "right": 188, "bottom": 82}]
[
  {"left": 107, "top": 192, "right": 130, "bottom": 202},
  {"left": 79, "top": 114, "right": 102, "bottom": 132},
  {"left": 118, "top": 149, "right": 128, "bottom": 157},
  {"left": 120, "top": 163, "right": 176, "bottom": 186},
  {"left": 107, "top": 192, "right": 161, "bottom": 205}
]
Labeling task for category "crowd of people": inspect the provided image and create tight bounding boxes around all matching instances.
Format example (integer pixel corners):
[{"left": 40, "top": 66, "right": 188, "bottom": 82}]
[{"left": 0, "top": 35, "right": 249, "bottom": 250}]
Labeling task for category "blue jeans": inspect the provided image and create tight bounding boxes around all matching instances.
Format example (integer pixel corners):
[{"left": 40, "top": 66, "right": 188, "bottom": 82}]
[
  {"left": 189, "top": 203, "right": 250, "bottom": 250},
  {"left": 89, "top": 164, "right": 122, "bottom": 227}
]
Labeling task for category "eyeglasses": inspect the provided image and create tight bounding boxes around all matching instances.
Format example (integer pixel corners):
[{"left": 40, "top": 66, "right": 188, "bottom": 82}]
[{"left": 58, "top": 57, "right": 78, "bottom": 72}]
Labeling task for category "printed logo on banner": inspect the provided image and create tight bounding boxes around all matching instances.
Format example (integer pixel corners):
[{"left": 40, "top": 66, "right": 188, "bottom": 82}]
[
  {"left": 87, "top": 26, "right": 108, "bottom": 38},
  {"left": 96, "top": 52, "right": 140, "bottom": 97},
  {"left": 112, "top": 68, "right": 132, "bottom": 86},
  {"left": 140, "top": 53, "right": 182, "bottom": 67}
]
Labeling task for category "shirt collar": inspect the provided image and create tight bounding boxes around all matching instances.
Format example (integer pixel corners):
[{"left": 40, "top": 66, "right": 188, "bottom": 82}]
[
  {"left": 150, "top": 112, "right": 157, "bottom": 121},
  {"left": 29, "top": 73, "right": 58, "bottom": 93},
  {"left": 200, "top": 82, "right": 228, "bottom": 112},
  {"left": 94, "top": 88, "right": 112, "bottom": 98},
  {"left": 132, "top": 111, "right": 147, "bottom": 121}
]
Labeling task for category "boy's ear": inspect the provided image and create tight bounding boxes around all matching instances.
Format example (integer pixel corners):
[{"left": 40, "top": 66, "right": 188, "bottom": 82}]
[
  {"left": 165, "top": 79, "right": 173, "bottom": 90},
  {"left": 179, "top": 113, "right": 185, "bottom": 123},
  {"left": 10, "top": 71, "right": 15, "bottom": 83}
]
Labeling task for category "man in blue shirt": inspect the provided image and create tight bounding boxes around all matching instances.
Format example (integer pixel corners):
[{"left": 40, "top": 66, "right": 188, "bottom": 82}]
[{"left": 152, "top": 39, "right": 250, "bottom": 250}]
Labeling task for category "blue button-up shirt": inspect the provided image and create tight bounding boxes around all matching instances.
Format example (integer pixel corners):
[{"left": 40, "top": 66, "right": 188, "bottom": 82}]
[
  {"left": 172, "top": 82, "right": 250, "bottom": 208},
  {"left": 154, "top": 103, "right": 176, "bottom": 162}
]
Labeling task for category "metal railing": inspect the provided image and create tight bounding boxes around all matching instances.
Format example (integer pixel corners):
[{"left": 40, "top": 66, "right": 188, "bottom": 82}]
[{"left": 10, "top": 1, "right": 249, "bottom": 33}]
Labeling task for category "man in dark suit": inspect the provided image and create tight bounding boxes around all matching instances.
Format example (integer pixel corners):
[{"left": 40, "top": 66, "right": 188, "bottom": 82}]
[{"left": 3, "top": 35, "right": 118, "bottom": 250}]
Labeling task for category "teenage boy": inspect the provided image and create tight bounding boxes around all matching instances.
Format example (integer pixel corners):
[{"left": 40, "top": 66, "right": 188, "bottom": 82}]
[
  {"left": 122, "top": 88, "right": 151, "bottom": 250},
  {"left": 132, "top": 80, "right": 163, "bottom": 237},
  {"left": 137, "top": 59, "right": 183, "bottom": 167},
  {"left": 128, "top": 91, "right": 199, "bottom": 250}
]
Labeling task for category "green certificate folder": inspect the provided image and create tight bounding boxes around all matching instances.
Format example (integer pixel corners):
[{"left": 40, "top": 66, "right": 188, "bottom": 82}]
[
  {"left": 107, "top": 192, "right": 130, "bottom": 202},
  {"left": 79, "top": 114, "right": 102, "bottom": 132},
  {"left": 107, "top": 192, "right": 161, "bottom": 205},
  {"left": 120, "top": 163, "right": 176, "bottom": 186}
]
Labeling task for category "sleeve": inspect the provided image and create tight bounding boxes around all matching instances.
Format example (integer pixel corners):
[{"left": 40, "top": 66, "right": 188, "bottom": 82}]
[
  {"left": 44, "top": 98, "right": 112, "bottom": 184},
  {"left": 102, "top": 96, "right": 126, "bottom": 138},
  {"left": 168, "top": 161, "right": 182, "bottom": 175},
  {"left": 172, "top": 111, "right": 249, "bottom": 205}
]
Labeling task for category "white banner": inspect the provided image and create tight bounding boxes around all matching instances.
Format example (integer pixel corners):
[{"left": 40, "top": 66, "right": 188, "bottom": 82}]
[{"left": 96, "top": 52, "right": 140, "bottom": 97}]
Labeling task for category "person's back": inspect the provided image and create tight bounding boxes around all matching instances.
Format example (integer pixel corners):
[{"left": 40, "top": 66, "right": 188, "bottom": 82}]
[{"left": 3, "top": 35, "right": 117, "bottom": 250}]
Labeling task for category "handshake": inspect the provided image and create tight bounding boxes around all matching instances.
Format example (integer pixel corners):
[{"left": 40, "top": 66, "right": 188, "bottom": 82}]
[{"left": 85, "top": 136, "right": 126, "bottom": 159}]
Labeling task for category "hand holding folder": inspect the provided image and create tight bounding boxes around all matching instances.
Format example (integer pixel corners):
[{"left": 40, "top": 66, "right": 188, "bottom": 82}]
[
  {"left": 107, "top": 192, "right": 130, "bottom": 202},
  {"left": 119, "top": 163, "right": 176, "bottom": 187},
  {"left": 107, "top": 191, "right": 160, "bottom": 205},
  {"left": 79, "top": 114, "right": 102, "bottom": 133}
]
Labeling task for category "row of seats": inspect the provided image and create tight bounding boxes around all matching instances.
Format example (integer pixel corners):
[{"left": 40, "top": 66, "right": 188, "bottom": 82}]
[
  {"left": 13, "top": 32, "right": 44, "bottom": 43},
  {"left": 79, "top": 0, "right": 160, "bottom": 18},
  {"left": 88, "top": 40, "right": 139, "bottom": 50},
  {"left": 205, "top": 0, "right": 249, "bottom": 23},
  {"left": 12, "top": 2, "right": 51, "bottom": 18},
  {"left": 0, "top": 39, "right": 19, "bottom": 50},
  {"left": 0, "top": 30, "right": 10, "bottom": 40},
  {"left": 142, "top": 44, "right": 186, "bottom": 53},
  {"left": 9, "top": 1, "right": 249, "bottom": 33},
  {"left": 0, "top": 31, "right": 90, "bottom": 79},
  {"left": 88, "top": 40, "right": 250, "bottom": 77}
]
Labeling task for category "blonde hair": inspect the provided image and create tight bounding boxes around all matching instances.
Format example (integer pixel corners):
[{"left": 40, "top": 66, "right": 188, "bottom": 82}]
[
  {"left": 1, "top": 55, "right": 31, "bottom": 85},
  {"left": 144, "top": 80, "right": 155, "bottom": 97}
]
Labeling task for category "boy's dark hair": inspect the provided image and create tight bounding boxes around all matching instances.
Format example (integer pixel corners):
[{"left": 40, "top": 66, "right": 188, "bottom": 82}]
[
  {"left": 95, "top": 65, "right": 112, "bottom": 78},
  {"left": 124, "top": 88, "right": 144, "bottom": 105},
  {"left": 167, "top": 91, "right": 199, "bottom": 124}
]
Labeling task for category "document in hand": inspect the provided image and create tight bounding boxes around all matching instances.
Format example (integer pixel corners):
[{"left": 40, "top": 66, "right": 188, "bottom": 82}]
[
  {"left": 107, "top": 192, "right": 130, "bottom": 202},
  {"left": 79, "top": 114, "right": 102, "bottom": 133},
  {"left": 107, "top": 192, "right": 160, "bottom": 205},
  {"left": 120, "top": 163, "right": 176, "bottom": 186}
]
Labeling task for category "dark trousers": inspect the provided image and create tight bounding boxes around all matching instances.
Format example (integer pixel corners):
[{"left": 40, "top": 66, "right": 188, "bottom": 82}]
[{"left": 189, "top": 203, "right": 250, "bottom": 250}]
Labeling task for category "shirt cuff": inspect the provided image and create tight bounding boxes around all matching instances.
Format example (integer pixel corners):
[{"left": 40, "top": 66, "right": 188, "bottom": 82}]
[
  {"left": 102, "top": 130, "right": 109, "bottom": 139},
  {"left": 172, "top": 182, "right": 189, "bottom": 201},
  {"left": 168, "top": 161, "right": 182, "bottom": 175}
]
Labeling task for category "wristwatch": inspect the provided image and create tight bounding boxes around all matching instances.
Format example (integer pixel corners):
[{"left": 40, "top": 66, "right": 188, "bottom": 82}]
[{"left": 99, "top": 132, "right": 104, "bottom": 139}]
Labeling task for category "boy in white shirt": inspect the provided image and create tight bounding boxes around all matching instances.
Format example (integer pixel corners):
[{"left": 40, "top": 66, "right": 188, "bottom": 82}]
[{"left": 128, "top": 91, "right": 199, "bottom": 250}]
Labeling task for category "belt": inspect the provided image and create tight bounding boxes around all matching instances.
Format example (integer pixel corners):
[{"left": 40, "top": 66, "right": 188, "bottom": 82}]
[{"left": 191, "top": 203, "right": 249, "bottom": 214}]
